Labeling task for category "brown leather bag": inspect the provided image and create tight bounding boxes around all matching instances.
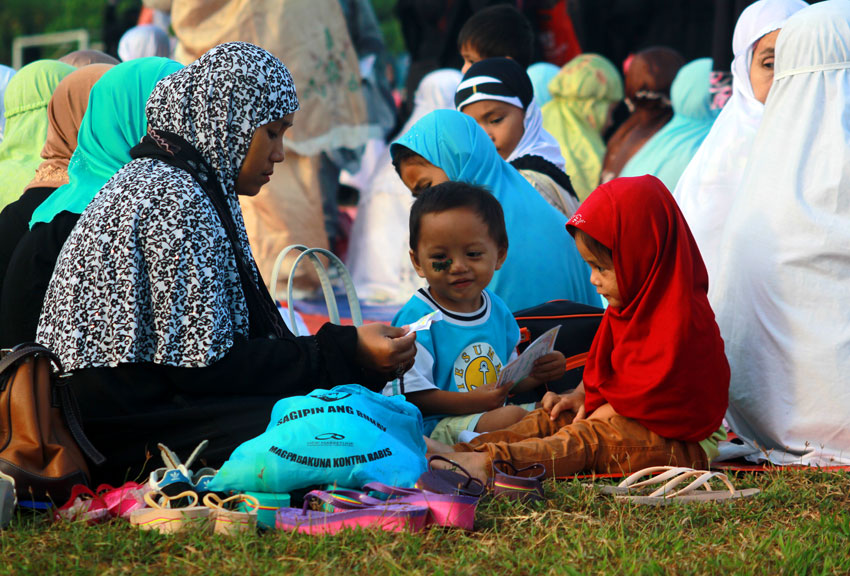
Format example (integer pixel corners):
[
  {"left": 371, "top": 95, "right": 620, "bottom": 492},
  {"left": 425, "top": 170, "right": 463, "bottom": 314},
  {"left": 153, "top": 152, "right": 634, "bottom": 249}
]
[{"left": 0, "top": 343, "right": 104, "bottom": 502}]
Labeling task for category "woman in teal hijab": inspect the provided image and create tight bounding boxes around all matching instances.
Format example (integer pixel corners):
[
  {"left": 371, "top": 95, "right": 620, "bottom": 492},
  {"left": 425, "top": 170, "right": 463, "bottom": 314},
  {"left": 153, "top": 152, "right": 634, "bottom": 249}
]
[
  {"left": 391, "top": 109, "right": 600, "bottom": 312},
  {"left": 619, "top": 58, "right": 720, "bottom": 191},
  {"left": 0, "top": 57, "right": 182, "bottom": 347},
  {"left": 30, "top": 57, "right": 183, "bottom": 227},
  {"left": 0, "top": 60, "right": 74, "bottom": 211}
]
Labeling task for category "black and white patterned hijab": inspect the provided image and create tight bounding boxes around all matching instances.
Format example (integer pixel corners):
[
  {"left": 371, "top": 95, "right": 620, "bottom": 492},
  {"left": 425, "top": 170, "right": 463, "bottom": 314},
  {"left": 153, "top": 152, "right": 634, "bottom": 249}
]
[{"left": 38, "top": 42, "right": 300, "bottom": 370}]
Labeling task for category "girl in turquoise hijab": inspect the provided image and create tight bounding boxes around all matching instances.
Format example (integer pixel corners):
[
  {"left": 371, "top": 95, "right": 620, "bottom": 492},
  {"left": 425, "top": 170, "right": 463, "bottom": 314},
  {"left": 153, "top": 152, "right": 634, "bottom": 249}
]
[
  {"left": 619, "top": 58, "right": 720, "bottom": 191},
  {"left": 30, "top": 57, "right": 183, "bottom": 227},
  {"left": 0, "top": 60, "right": 74, "bottom": 211},
  {"left": 391, "top": 109, "right": 600, "bottom": 312}
]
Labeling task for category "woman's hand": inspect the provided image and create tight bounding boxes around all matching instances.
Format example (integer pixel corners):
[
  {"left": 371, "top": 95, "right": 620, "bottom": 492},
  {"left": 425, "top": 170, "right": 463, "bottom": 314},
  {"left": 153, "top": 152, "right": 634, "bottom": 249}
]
[
  {"left": 541, "top": 382, "right": 586, "bottom": 421},
  {"left": 355, "top": 323, "right": 417, "bottom": 376}
]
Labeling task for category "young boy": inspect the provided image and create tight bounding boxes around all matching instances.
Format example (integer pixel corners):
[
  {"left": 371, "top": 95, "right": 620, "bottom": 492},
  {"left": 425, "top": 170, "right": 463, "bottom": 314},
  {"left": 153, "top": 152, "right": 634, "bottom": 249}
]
[
  {"left": 385, "top": 182, "right": 565, "bottom": 444},
  {"left": 458, "top": 5, "right": 535, "bottom": 73}
]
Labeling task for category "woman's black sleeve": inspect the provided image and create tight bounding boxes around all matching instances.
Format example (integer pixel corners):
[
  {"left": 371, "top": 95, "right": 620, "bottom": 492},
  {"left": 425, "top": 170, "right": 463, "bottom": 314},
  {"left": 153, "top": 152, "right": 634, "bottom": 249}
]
[{"left": 170, "top": 323, "right": 388, "bottom": 397}]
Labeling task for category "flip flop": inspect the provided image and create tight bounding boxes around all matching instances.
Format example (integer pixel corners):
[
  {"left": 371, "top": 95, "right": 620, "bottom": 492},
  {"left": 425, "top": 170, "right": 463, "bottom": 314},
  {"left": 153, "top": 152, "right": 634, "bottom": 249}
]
[
  {"left": 490, "top": 460, "right": 546, "bottom": 503},
  {"left": 586, "top": 466, "right": 696, "bottom": 496},
  {"left": 129, "top": 490, "right": 210, "bottom": 534},
  {"left": 614, "top": 469, "right": 760, "bottom": 505},
  {"left": 363, "top": 481, "right": 479, "bottom": 531},
  {"left": 95, "top": 481, "right": 150, "bottom": 519},
  {"left": 415, "top": 455, "right": 486, "bottom": 498},
  {"left": 203, "top": 493, "right": 260, "bottom": 535},
  {"left": 275, "top": 492, "right": 428, "bottom": 535}
]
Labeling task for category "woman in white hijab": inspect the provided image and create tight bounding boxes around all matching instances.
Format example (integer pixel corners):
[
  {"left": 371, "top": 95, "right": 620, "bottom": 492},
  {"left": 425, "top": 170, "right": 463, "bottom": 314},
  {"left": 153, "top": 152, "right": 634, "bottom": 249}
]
[
  {"left": 118, "top": 24, "right": 172, "bottom": 61},
  {"left": 711, "top": 0, "right": 850, "bottom": 466},
  {"left": 672, "top": 0, "right": 807, "bottom": 281},
  {"left": 346, "top": 69, "right": 462, "bottom": 305}
]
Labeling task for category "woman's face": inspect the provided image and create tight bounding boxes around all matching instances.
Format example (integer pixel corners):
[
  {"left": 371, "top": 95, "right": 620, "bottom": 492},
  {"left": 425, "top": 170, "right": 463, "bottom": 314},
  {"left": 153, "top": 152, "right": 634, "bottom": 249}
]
[
  {"left": 235, "top": 113, "right": 295, "bottom": 196},
  {"left": 461, "top": 99, "right": 525, "bottom": 160},
  {"left": 399, "top": 155, "right": 450, "bottom": 196},
  {"left": 749, "top": 29, "right": 780, "bottom": 104}
]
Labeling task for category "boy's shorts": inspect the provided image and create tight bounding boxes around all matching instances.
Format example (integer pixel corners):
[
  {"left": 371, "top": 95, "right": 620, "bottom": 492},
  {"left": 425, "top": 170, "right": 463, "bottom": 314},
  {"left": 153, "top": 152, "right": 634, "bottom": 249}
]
[{"left": 430, "top": 412, "right": 484, "bottom": 445}]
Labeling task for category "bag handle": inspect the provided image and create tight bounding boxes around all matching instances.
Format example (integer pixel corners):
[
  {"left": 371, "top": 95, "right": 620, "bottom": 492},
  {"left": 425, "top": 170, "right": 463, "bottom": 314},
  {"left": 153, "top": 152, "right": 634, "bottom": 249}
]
[
  {"left": 0, "top": 342, "right": 62, "bottom": 378},
  {"left": 271, "top": 245, "right": 363, "bottom": 336}
]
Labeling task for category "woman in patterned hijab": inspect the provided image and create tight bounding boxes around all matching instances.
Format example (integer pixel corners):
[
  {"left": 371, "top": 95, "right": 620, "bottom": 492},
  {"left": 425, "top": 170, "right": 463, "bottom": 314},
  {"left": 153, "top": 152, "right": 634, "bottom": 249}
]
[{"left": 36, "top": 42, "right": 415, "bottom": 483}]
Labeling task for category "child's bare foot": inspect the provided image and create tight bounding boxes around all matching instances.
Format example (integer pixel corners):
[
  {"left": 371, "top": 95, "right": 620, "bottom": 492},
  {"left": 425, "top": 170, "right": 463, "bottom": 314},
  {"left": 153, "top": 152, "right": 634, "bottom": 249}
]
[
  {"left": 430, "top": 451, "right": 491, "bottom": 484},
  {"left": 424, "top": 436, "right": 453, "bottom": 454}
]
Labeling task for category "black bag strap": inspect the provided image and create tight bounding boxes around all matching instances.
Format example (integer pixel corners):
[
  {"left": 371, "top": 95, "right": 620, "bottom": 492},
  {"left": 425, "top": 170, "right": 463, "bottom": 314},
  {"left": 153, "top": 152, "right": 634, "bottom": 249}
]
[{"left": 0, "top": 342, "right": 105, "bottom": 466}]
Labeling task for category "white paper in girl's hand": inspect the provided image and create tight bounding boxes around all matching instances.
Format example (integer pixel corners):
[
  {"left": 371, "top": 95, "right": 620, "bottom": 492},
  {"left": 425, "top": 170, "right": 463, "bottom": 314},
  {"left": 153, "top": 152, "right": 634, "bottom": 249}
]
[
  {"left": 407, "top": 310, "right": 443, "bottom": 332},
  {"left": 497, "top": 325, "right": 561, "bottom": 388}
]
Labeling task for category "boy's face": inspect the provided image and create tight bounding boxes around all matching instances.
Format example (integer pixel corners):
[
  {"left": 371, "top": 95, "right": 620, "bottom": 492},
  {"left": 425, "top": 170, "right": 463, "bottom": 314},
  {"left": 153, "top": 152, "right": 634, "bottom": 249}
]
[
  {"left": 399, "top": 155, "right": 450, "bottom": 196},
  {"left": 460, "top": 43, "right": 484, "bottom": 73},
  {"left": 574, "top": 233, "right": 622, "bottom": 308},
  {"left": 411, "top": 207, "right": 507, "bottom": 313},
  {"left": 461, "top": 100, "right": 525, "bottom": 160}
]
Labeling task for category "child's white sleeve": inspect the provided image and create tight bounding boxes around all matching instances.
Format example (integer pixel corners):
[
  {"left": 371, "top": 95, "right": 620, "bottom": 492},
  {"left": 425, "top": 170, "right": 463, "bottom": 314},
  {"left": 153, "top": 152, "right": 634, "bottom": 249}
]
[{"left": 381, "top": 342, "right": 437, "bottom": 396}]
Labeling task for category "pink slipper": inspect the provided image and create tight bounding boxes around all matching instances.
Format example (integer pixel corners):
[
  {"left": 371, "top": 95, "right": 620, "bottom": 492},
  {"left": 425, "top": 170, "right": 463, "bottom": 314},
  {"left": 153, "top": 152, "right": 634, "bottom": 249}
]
[
  {"left": 96, "top": 482, "right": 150, "bottom": 519},
  {"left": 54, "top": 485, "right": 110, "bottom": 524},
  {"left": 275, "top": 491, "right": 428, "bottom": 535},
  {"left": 363, "top": 482, "right": 478, "bottom": 531}
]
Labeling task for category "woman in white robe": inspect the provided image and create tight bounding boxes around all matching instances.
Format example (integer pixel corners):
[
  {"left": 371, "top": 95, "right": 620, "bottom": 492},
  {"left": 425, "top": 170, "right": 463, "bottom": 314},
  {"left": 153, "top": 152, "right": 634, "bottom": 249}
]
[
  {"left": 346, "top": 69, "right": 462, "bottom": 305},
  {"left": 711, "top": 0, "right": 850, "bottom": 465},
  {"left": 672, "top": 0, "right": 807, "bottom": 282}
]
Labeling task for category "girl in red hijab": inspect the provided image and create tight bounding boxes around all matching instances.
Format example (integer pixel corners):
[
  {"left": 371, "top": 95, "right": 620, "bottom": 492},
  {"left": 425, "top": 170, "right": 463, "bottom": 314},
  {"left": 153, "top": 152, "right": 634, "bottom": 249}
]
[{"left": 428, "top": 175, "right": 729, "bottom": 481}]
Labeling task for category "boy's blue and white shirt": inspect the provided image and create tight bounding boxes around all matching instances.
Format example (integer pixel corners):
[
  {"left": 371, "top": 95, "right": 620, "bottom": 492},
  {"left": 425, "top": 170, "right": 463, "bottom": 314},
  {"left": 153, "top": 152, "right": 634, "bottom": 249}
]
[{"left": 383, "top": 287, "right": 520, "bottom": 435}]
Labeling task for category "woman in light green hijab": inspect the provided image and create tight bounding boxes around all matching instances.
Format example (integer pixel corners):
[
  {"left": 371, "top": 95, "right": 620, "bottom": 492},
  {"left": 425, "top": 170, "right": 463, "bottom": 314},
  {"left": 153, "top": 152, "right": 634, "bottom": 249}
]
[
  {"left": 0, "top": 60, "right": 74, "bottom": 210},
  {"left": 542, "top": 54, "right": 623, "bottom": 200}
]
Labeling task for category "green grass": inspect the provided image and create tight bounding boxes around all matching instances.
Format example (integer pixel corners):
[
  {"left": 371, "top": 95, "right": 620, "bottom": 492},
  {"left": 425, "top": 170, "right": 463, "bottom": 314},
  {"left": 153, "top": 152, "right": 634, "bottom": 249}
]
[{"left": 1, "top": 470, "right": 848, "bottom": 575}]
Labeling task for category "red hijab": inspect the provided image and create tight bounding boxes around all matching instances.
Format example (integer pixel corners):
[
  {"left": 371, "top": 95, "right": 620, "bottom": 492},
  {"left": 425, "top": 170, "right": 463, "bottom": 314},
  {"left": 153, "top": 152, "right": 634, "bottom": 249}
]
[{"left": 567, "top": 175, "right": 728, "bottom": 442}]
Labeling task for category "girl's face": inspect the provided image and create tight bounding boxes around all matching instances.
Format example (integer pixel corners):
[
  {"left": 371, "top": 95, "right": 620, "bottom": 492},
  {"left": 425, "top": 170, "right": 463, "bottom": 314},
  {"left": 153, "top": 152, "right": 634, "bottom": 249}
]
[
  {"left": 236, "top": 113, "right": 294, "bottom": 196},
  {"left": 749, "top": 29, "right": 780, "bottom": 104},
  {"left": 574, "top": 232, "right": 622, "bottom": 308},
  {"left": 461, "top": 100, "right": 525, "bottom": 160},
  {"left": 399, "top": 155, "right": 450, "bottom": 196}
]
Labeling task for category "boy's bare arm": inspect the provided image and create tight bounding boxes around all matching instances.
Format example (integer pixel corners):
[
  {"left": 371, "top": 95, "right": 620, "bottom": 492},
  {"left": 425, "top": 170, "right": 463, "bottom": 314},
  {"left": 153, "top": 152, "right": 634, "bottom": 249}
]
[{"left": 405, "top": 384, "right": 511, "bottom": 416}]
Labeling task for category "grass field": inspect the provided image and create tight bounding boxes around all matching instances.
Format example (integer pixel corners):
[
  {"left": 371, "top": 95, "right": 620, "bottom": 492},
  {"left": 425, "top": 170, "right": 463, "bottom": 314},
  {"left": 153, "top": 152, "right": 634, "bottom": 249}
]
[{"left": 1, "top": 469, "right": 848, "bottom": 575}]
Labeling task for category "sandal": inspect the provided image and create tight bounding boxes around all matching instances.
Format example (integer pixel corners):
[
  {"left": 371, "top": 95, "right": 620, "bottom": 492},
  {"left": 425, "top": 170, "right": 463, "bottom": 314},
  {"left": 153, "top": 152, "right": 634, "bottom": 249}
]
[
  {"left": 275, "top": 491, "right": 428, "bottom": 535},
  {"left": 95, "top": 481, "right": 149, "bottom": 519},
  {"left": 618, "top": 469, "right": 760, "bottom": 505},
  {"left": 490, "top": 460, "right": 546, "bottom": 503},
  {"left": 363, "top": 481, "right": 478, "bottom": 531},
  {"left": 203, "top": 493, "right": 260, "bottom": 535},
  {"left": 129, "top": 490, "right": 210, "bottom": 534},
  {"left": 415, "top": 455, "right": 486, "bottom": 498},
  {"left": 587, "top": 466, "right": 696, "bottom": 496},
  {"left": 54, "top": 484, "right": 110, "bottom": 524}
]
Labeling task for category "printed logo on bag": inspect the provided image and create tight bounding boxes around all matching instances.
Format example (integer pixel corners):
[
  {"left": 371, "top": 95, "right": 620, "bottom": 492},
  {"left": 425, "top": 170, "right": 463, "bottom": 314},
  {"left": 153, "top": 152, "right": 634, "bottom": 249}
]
[
  {"left": 453, "top": 342, "right": 503, "bottom": 392},
  {"left": 308, "top": 431, "right": 354, "bottom": 447},
  {"left": 312, "top": 392, "right": 352, "bottom": 402},
  {"left": 314, "top": 433, "right": 346, "bottom": 441}
]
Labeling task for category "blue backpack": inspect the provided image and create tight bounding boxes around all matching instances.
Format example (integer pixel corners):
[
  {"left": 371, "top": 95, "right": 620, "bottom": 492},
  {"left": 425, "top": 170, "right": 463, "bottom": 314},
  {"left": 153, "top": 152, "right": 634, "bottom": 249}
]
[{"left": 208, "top": 385, "right": 427, "bottom": 493}]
